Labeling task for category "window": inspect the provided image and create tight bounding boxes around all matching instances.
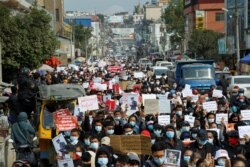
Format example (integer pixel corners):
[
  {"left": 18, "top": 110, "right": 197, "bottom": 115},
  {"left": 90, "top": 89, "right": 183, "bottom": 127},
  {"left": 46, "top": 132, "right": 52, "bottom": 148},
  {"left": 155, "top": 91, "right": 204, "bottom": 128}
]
[
  {"left": 56, "top": 9, "right": 60, "bottom": 21},
  {"left": 216, "top": 13, "right": 224, "bottom": 21}
]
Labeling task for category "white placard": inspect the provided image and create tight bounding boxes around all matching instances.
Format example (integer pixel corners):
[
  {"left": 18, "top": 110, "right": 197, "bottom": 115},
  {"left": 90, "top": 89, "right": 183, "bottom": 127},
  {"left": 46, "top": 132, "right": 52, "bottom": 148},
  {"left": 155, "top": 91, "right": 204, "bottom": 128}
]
[
  {"left": 182, "top": 88, "right": 193, "bottom": 97},
  {"left": 52, "top": 133, "right": 67, "bottom": 154},
  {"left": 142, "top": 94, "right": 156, "bottom": 104},
  {"left": 134, "top": 72, "right": 145, "bottom": 78},
  {"left": 93, "top": 77, "right": 102, "bottom": 83},
  {"left": 238, "top": 126, "right": 250, "bottom": 138},
  {"left": 241, "top": 110, "right": 250, "bottom": 121},
  {"left": 82, "top": 82, "right": 89, "bottom": 89},
  {"left": 159, "top": 99, "right": 171, "bottom": 114},
  {"left": 185, "top": 84, "right": 191, "bottom": 90},
  {"left": 185, "top": 115, "right": 195, "bottom": 127},
  {"left": 216, "top": 113, "right": 228, "bottom": 124},
  {"left": 192, "top": 95, "right": 199, "bottom": 102},
  {"left": 158, "top": 115, "right": 170, "bottom": 126},
  {"left": 202, "top": 101, "right": 218, "bottom": 112},
  {"left": 57, "top": 159, "right": 74, "bottom": 167},
  {"left": 212, "top": 90, "right": 223, "bottom": 98},
  {"left": 78, "top": 95, "right": 99, "bottom": 112}
]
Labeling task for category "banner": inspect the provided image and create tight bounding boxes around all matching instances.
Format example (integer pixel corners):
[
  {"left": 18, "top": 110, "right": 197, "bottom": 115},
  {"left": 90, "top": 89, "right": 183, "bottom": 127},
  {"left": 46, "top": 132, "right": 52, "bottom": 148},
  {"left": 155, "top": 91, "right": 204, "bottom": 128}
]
[{"left": 78, "top": 95, "right": 99, "bottom": 112}]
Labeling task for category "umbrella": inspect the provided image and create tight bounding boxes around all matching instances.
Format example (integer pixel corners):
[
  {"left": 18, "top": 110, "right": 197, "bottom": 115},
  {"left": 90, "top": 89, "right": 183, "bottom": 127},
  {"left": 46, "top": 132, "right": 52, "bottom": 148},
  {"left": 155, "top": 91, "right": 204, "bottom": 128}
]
[{"left": 39, "top": 64, "right": 54, "bottom": 72}]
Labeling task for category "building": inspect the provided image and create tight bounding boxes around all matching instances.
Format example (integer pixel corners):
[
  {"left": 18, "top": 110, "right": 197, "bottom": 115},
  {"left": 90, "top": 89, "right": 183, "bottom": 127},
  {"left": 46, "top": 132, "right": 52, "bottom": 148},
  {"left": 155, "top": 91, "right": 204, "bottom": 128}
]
[
  {"left": 65, "top": 15, "right": 92, "bottom": 27},
  {"left": 0, "top": 0, "right": 34, "bottom": 11},
  {"left": 184, "top": 0, "right": 225, "bottom": 33},
  {"left": 133, "top": 14, "right": 144, "bottom": 24},
  {"left": 145, "top": 5, "right": 162, "bottom": 21}
]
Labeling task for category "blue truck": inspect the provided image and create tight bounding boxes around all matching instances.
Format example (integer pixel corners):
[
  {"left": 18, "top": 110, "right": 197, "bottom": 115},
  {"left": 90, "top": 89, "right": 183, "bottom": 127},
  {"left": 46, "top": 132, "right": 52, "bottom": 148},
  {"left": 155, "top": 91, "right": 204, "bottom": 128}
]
[{"left": 167, "top": 60, "right": 216, "bottom": 90}]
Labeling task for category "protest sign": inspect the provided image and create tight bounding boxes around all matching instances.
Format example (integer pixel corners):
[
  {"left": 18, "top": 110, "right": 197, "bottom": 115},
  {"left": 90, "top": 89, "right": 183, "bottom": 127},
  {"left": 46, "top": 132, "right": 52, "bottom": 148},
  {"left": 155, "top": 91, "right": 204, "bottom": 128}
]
[
  {"left": 241, "top": 110, "right": 250, "bottom": 121},
  {"left": 144, "top": 99, "right": 159, "bottom": 115},
  {"left": 182, "top": 88, "right": 193, "bottom": 97},
  {"left": 110, "top": 135, "right": 151, "bottom": 155},
  {"left": 78, "top": 95, "right": 99, "bottom": 112},
  {"left": 212, "top": 90, "right": 223, "bottom": 98},
  {"left": 52, "top": 133, "right": 67, "bottom": 153},
  {"left": 54, "top": 109, "right": 71, "bottom": 119},
  {"left": 103, "top": 94, "right": 112, "bottom": 103},
  {"left": 57, "top": 159, "right": 74, "bottom": 167},
  {"left": 185, "top": 115, "right": 195, "bottom": 127},
  {"left": 142, "top": 94, "right": 156, "bottom": 104},
  {"left": 55, "top": 116, "right": 77, "bottom": 131},
  {"left": 192, "top": 95, "right": 199, "bottom": 102},
  {"left": 158, "top": 115, "right": 170, "bottom": 126},
  {"left": 216, "top": 113, "right": 228, "bottom": 124},
  {"left": 159, "top": 99, "right": 171, "bottom": 114},
  {"left": 202, "top": 101, "right": 217, "bottom": 112},
  {"left": 238, "top": 126, "right": 250, "bottom": 138},
  {"left": 165, "top": 149, "right": 181, "bottom": 166},
  {"left": 126, "top": 93, "right": 139, "bottom": 112},
  {"left": 106, "top": 99, "right": 116, "bottom": 111},
  {"left": 185, "top": 84, "right": 191, "bottom": 90},
  {"left": 134, "top": 72, "right": 145, "bottom": 78}
]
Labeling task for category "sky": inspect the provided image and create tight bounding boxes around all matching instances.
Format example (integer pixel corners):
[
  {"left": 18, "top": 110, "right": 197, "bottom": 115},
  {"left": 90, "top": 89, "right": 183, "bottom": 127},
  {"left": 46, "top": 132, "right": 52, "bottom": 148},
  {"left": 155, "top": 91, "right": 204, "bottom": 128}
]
[{"left": 64, "top": 0, "right": 149, "bottom": 14}]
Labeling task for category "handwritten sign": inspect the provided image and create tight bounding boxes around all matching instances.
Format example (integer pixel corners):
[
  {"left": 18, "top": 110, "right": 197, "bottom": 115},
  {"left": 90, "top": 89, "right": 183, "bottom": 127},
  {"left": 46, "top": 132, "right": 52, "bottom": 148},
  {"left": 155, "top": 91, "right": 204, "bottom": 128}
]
[
  {"left": 158, "top": 115, "right": 170, "bottom": 126},
  {"left": 238, "top": 126, "right": 250, "bottom": 138},
  {"left": 142, "top": 94, "right": 156, "bottom": 104},
  {"left": 110, "top": 135, "right": 151, "bottom": 155},
  {"left": 182, "top": 88, "right": 193, "bottom": 97},
  {"left": 134, "top": 72, "right": 145, "bottom": 78},
  {"left": 212, "top": 90, "right": 223, "bottom": 98},
  {"left": 202, "top": 101, "right": 217, "bottom": 112},
  {"left": 78, "top": 95, "right": 99, "bottom": 112},
  {"left": 241, "top": 110, "right": 250, "bottom": 121},
  {"left": 144, "top": 99, "right": 159, "bottom": 115},
  {"left": 216, "top": 113, "right": 228, "bottom": 124},
  {"left": 185, "top": 115, "right": 195, "bottom": 127}
]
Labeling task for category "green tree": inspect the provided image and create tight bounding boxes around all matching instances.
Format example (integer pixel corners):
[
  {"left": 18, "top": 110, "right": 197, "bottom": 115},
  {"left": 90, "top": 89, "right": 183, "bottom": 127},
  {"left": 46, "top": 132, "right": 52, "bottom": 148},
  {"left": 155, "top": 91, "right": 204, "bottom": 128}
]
[
  {"left": 0, "top": 5, "right": 58, "bottom": 81},
  {"left": 163, "top": 0, "right": 185, "bottom": 49},
  {"left": 188, "top": 29, "right": 222, "bottom": 59},
  {"left": 74, "top": 25, "right": 92, "bottom": 56}
]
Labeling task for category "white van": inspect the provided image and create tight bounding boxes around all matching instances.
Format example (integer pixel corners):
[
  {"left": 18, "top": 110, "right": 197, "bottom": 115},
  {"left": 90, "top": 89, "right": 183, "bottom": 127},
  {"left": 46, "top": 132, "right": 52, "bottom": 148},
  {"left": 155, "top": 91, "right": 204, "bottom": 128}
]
[
  {"left": 152, "top": 66, "right": 168, "bottom": 79},
  {"left": 227, "top": 75, "right": 250, "bottom": 98},
  {"left": 155, "top": 61, "right": 174, "bottom": 69},
  {"left": 138, "top": 58, "right": 153, "bottom": 67}
]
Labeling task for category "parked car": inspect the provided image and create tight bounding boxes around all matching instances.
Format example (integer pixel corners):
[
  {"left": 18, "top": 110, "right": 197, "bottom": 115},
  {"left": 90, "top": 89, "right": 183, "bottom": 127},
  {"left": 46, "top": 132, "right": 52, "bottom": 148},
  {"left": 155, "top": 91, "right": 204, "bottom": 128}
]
[
  {"left": 156, "top": 61, "right": 174, "bottom": 69},
  {"left": 227, "top": 75, "right": 250, "bottom": 98},
  {"left": 152, "top": 66, "right": 168, "bottom": 79},
  {"left": 138, "top": 58, "right": 153, "bottom": 67}
]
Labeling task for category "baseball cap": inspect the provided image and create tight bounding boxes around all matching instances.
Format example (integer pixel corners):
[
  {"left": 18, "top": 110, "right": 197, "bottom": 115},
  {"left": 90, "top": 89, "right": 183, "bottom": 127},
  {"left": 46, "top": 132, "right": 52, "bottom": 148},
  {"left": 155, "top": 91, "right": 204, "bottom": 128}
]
[
  {"left": 127, "top": 152, "right": 140, "bottom": 163},
  {"left": 198, "top": 129, "right": 208, "bottom": 141},
  {"left": 101, "top": 136, "right": 110, "bottom": 146},
  {"left": 214, "top": 149, "right": 229, "bottom": 160}
]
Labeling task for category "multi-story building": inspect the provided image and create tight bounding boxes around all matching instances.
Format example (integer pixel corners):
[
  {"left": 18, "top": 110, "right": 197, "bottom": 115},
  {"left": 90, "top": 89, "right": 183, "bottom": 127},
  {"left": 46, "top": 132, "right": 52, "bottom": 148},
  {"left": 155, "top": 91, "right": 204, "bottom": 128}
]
[{"left": 0, "top": 0, "right": 34, "bottom": 11}]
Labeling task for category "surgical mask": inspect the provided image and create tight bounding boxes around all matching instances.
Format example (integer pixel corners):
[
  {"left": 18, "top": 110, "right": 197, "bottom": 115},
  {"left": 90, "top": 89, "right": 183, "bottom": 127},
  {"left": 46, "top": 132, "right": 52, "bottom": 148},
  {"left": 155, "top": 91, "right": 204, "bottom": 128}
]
[
  {"left": 176, "top": 111, "right": 182, "bottom": 116},
  {"left": 239, "top": 93, "right": 244, "bottom": 96},
  {"left": 147, "top": 124, "right": 154, "bottom": 131},
  {"left": 115, "top": 117, "right": 121, "bottom": 121},
  {"left": 208, "top": 118, "right": 214, "bottom": 123},
  {"left": 84, "top": 139, "right": 90, "bottom": 146},
  {"left": 205, "top": 97, "right": 209, "bottom": 101},
  {"left": 70, "top": 136, "right": 78, "bottom": 145},
  {"left": 90, "top": 142, "right": 99, "bottom": 150},
  {"left": 198, "top": 140, "right": 208, "bottom": 145},
  {"left": 151, "top": 139, "right": 156, "bottom": 144},
  {"left": 239, "top": 99, "right": 244, "bottom": 102},
  {"left": 107, "top": 129, "right": 114, "bottom": 135},
  {"left": 125, "top": 131, "right": 133, "bottom": 135},
  {"left": 156, "top": 81, "right": 160, "bottom": 85},
  {"left": 95, "top": 126, "right": 102, "bottom": 132},
  {"left": 129, "top": 121, "right": 136, "bottom": 127},
  {"left": 232, "top": 92, "right": 238, "bottom": 96},
  {"left": 182, "top": 126, "right": 190, "bottom": 132},
  {"left": 208, "top": 138, "right": 213, "bottom": 144},
  {"left": 76, "top": 152, "right": 82, "bottom": 157},
  {"left": 183, "top": 156, "right": 191, "bottom": 163},
  {"left": 217, "top": 159, "right": 226, "bottom": 166},
  {"left": 192, "top": 134, "right": 197, "bottom": 138},
  {"left": 166, "top": 131, "right": 175, "bottom": 139},
  {"left": 153, "top": 157, "right": 165, "bottom": 166},
  {"left": 64, "top": 131, "right": 71, "bottom": 137},
  {"left": 98, "top": 157, "right": 109, "bottom": 166},
  {"left": 154, "top": 130, "right": 162, "bottom": 137}
]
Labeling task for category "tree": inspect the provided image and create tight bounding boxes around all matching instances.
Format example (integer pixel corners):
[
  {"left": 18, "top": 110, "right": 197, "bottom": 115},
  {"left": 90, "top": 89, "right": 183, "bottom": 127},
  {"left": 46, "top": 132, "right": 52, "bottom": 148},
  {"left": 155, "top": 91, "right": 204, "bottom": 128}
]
[
  {"left": 163, "top": 0, "right": 185, "bottom": 49},
  {"left": 0, "top": 5, "right": 58, "bottom": 81},
  {"left": 188, "top": 29, "right": 222, "bottom": 59}
]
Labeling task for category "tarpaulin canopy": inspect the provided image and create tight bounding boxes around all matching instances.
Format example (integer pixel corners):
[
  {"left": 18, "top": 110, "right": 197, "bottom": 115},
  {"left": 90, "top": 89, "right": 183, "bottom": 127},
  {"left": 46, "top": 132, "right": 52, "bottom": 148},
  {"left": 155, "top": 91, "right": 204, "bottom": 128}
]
[{"left": 240, "top": 53, "right": 250, "bottom": 63}]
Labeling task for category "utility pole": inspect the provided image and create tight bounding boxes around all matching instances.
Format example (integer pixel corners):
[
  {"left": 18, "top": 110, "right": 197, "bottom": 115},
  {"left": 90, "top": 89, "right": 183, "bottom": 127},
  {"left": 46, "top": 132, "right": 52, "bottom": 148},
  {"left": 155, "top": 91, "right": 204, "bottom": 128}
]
[
  {"left": 235, "top": 0, "right": 240, "bottom": 73},
  {"left": 0, "top": 39, "right": 2, "bottom": 84}
]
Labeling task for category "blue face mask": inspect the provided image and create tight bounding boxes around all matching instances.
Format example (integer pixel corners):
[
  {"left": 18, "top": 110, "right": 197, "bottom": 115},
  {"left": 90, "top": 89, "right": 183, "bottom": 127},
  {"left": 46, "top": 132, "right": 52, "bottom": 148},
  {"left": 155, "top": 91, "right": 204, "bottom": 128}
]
[
  {"left": 182, "top": 126, "right": 190, "bottom": 132},
  {"left": 231, "top": 106, "right": 237, "bottom": 113},
  {"left": 192, "top": 134, "right": 197, "bottom": 138},
  {"left": 84, "top": 139, "right": 90, "bottom": 146},
  {"left": 129, "top": 121, "right": 136, "bottom": 127},
  {"left": 153, "top": 157, "right": 165, "bottom": 166},
  {"left": 148, "top": 124, "right": 154, "bottom": 131},
  {"left": 217, "top": 159, "right": 226, "bottom": 166},
  {"left": 198, "top": 140, "right": 208, "bottom": 145},
  {"left": 176, "top": 111, "right": 182, "bottom": 116},
  {"left": 90, "top": 142, "right": 99, "bottom": 150},
  {"left": 95, "top": 126, "right": 102, "bottom": 132},
  {"left": 106, "top": 129, "right": 114, "bottom": 135},
  {"left": 98, "top": 157, "right": 108, "bottom": 166},
  {"left": 154, "top": 130, "right": 162, "bottom": 137},
  {"left": 166, "top": 131, "right": 175, "bottom": 139},
  {"left": 64, "top": 131, "right": 71, "bottom": 137},
  {"left": 183, "top": 156, "right": 191, "bottom": 163}
]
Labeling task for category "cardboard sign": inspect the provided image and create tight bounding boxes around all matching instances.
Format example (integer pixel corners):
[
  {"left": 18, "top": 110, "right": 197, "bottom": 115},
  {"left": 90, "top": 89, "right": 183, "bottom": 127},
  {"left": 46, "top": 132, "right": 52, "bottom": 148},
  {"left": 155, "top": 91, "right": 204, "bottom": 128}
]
[
  {"left": 52, "top": 133, "right": 68, "bottom": 154},
  {"left": 110, "top": 135, "right": 151, "bottom": 155},
  {"left": 159, "top": 99, "right": 171, "bottom": 114},
  {"left": 238, "top": 126, "right": 250, "bottom": 138},
  {"left": 216, "top": 113, "right": 228, "bottom": 124},
  {"left": 202, "top": 101, "right": 217, "bottom": 112},
  {"left": 158, "top": 115, "right": 170, "bottom": 126},
  {"left": 212, "top": 90, "right": 223, "bottom": 98},
  {"left": 78, "top": 95, "right": 99, "bottom": 112},
  {"left": 185, "top": 115, "right": 195, "bottom": 127},
  {"left": 241, "top": 110, "right": 250, "bottom": 121},
  {"left": 142, "top": 94, "right": 156, "bottom": 104},
  {"left": 144, "top": 99, "right": 159, "bottom": 115}
]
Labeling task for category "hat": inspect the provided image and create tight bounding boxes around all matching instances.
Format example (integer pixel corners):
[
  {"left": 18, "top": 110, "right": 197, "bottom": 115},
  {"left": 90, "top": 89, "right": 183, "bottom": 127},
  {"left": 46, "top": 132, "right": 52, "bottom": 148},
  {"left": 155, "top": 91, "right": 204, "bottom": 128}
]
[
  {"left": 182, "top": 121, "right": 190, "bottom": 127},
  {"left": 101, "top": 136, "right": 110, "bottom": 146},
  {"left": 141, "top": 130, "right": 151, "bottom": 137},
  {"left": 198, "top": 129, "right": 208, "bottom": 141},
  {"left": 214, "top": 149, "right": 229, "bottom": 160},
  {"left": 127, "top": 152, "right": 140, "bottom": 163},
  {"left": 180, "top": 132, "right": 190, "bottom": 140}
]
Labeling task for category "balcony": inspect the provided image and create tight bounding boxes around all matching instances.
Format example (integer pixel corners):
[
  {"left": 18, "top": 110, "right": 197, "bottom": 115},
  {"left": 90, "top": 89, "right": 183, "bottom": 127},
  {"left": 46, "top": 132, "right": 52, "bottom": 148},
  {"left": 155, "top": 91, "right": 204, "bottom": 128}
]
[{"left": 0, "top": 0, "right": 35, "bottom": 10}]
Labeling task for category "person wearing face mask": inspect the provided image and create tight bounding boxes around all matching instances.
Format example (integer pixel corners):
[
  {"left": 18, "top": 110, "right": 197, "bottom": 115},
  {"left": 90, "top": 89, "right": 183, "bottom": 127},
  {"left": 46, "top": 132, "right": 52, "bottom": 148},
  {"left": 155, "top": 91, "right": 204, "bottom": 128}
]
[
  {"left": 146, "top": 121, "right": 154, "bottom": 132},
  {"left": 153, "top": 124, "right": 163, "bottom": 138},
  {"left": 83, "top": 133, "right": 91, "bottom": 149},
  {"left": 89, "top": 135, "right": 100, "bottom": 153},
  {"left": 206, "top": 113, "right": 215, "bottom": 124},
  {"left": 82, "top": 151, "right": 96, "bottom": 167},
  {"left": 128, "top": 115, "right": 140, "bottom": 134},
  {"left": 223, "top": 130, "right": 240, "bottom": 159},
  {"left": 92, "top": 119, "right": 105, "bottom": 139},
  {"left": 235, "top": 88, "right": 250, "bottom": 107},
  {"left": 144, "top": 142, "right": 166, "bottom": 167},
  {"left": 103, "top": 121, "right": 115, "bottom": 136},
  {"left": 164, "top": 125, "right": 183, "bottom": 151},
  {"left": 113, "top": 111, "right": 123, "bottom": 135},
  {"left": 181, "top": 149, "right": 193, "bottom": 167},
  {"left": 230, "top": 88, "right": 239, "bottom": 106},
  {"left": 123, "top": 124, "right": 135, "bottom": 135},
  {"left": 207, "top": 130, "right": 221, "bottom": 150},
  {"left": 214, "top": 149, "right": 230, "bottom": 167},
  {"left": 95, "top": 147, "right": 113, "bottom": 167},
  {"left": 188, "top": 129, "right": 215, "bottom": 159}
]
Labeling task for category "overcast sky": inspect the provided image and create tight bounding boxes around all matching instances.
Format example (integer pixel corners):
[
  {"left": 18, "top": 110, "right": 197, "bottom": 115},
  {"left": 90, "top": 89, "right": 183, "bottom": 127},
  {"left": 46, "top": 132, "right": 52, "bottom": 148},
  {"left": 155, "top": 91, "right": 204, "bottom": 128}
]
[{"left": 64, "top": 0, "right": 149, "bottom": 14}]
